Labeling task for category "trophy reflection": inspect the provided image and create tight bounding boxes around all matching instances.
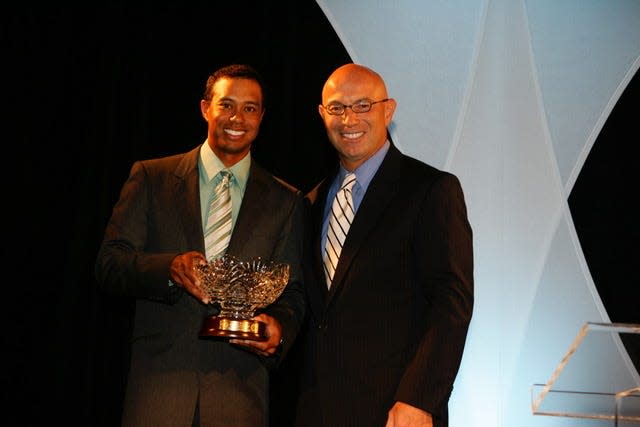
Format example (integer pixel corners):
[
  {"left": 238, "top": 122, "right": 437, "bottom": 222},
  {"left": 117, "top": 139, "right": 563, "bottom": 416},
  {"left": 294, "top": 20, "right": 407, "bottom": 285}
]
[{"left": 196, "top": 255, "right": 290, "bottom": 341}]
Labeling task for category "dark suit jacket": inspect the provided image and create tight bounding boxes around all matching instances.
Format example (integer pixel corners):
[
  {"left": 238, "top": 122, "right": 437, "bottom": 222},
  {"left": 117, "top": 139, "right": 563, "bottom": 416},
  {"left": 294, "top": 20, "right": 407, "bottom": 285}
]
[
  {"left": 95, "top": 144, "right": 305, "bottom": 427},
  {"left": 295, "top": 143, "right": 473, "bottom": 427}
]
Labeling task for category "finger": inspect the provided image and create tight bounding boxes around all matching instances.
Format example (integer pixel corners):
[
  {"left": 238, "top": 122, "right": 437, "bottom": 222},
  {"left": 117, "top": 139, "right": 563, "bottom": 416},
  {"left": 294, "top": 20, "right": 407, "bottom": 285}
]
[{"left": 231, "top": 338, "right": 266, "bottom": 350}]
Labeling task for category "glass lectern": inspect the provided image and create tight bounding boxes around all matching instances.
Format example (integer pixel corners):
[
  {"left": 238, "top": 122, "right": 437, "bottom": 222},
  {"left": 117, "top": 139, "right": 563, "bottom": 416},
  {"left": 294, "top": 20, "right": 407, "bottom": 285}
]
[{"left": 532, "top": 322, "right": 640, "bottom": 425}]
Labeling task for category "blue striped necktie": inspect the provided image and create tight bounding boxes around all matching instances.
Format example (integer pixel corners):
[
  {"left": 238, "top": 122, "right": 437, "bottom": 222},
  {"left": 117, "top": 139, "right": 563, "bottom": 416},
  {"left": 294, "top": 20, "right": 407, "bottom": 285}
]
[{"left": 204, "top": 170, "right": 232, "bottom": 261}]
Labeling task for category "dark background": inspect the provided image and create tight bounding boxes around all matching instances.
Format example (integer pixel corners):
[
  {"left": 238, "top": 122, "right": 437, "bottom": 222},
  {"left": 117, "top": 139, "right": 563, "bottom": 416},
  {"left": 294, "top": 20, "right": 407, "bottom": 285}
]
[{"left": 4, "top": 1, "right": 637, "bottom": 425}]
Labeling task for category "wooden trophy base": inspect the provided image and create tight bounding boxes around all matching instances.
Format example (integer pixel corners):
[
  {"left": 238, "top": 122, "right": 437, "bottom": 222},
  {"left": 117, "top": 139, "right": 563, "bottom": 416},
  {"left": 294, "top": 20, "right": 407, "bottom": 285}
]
[{"left": 200, "top": 316, "right": 267, "bottom": 341}]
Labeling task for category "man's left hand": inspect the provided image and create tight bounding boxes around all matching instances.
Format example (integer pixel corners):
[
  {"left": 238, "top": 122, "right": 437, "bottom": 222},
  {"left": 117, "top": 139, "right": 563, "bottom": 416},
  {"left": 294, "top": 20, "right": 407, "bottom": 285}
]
[
  {"left": 385, "top": 401, "right": 433, "bottom": 427},
  {"left": 229, "top": 313, "right": 282, "bottom": 357}
]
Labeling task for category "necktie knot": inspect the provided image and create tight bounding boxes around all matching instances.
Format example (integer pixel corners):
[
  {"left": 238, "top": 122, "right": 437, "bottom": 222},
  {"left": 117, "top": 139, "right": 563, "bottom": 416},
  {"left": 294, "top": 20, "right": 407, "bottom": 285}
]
[
  {"left": 340, "top": 172, "right": 356, "bottom": 192},
  {"left": 218, "top": 170, "right": 232, "bottom": 188}
]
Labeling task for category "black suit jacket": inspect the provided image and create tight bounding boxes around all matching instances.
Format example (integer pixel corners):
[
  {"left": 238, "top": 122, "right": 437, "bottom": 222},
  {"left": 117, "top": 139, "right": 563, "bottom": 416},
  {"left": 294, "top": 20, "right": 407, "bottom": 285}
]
[
  {"left": 295, "top": 143, "right": 473, "bottom": 427},
  {"left": 95, "top": 144, "right": 305, "bottom": 427}
]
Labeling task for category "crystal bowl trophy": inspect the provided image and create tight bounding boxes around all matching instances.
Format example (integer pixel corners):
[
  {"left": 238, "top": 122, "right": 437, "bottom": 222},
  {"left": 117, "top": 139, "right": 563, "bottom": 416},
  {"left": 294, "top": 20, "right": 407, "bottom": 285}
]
[{"left": 196, "top": 255, "right": 290, "bottom": 341}]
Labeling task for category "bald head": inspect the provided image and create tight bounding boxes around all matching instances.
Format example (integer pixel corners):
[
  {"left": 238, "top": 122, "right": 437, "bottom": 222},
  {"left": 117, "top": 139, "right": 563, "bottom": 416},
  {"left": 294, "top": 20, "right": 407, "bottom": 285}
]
[{"left": 321, "top": 64, "right": 389, "bottom": 103}]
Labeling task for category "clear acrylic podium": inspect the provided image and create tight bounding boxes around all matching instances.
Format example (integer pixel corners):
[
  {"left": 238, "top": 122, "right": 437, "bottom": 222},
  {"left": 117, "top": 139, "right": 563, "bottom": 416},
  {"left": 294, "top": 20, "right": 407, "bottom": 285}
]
[{"left": 532, "top": 322, "right": 640, "bottom": 425}]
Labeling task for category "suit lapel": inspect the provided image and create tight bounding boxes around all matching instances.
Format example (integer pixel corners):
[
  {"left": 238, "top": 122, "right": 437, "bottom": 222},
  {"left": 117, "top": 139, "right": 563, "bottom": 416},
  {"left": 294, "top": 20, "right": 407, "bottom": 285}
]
[
  {"left": 309, "top": 178, "right": 332, "bottom": 307},
  {"left": 173, "top": 146, "right": 205, "bottom": 252},
  {"left": 227, "top": 162, "right": 270, "bottom": 256}
]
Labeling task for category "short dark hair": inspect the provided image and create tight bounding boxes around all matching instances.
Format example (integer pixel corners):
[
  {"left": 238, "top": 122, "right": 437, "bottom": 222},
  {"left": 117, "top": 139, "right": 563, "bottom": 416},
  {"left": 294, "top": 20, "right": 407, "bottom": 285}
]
[{"left": 203, "top": 64, "right": 266, "bottom": 108}]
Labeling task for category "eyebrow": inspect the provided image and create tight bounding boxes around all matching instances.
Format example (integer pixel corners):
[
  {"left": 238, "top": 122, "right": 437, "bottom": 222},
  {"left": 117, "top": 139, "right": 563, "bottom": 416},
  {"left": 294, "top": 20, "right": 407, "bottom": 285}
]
[
  {"left": 216, "top": 97, "right": 261, "bottom": 105},
  {"left": 327, "top": 98, "right": 373, "bottom": 104}
]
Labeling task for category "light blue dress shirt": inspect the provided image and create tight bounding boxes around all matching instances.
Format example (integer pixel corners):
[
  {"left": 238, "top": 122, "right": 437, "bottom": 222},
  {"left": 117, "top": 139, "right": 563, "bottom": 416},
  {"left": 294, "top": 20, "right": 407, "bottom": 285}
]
[
  {"left": 321, "top": 140, "right": 390, "bottom": 251},
  {"left": 198, "top": 140, "right": 250, "bottom": 233}
]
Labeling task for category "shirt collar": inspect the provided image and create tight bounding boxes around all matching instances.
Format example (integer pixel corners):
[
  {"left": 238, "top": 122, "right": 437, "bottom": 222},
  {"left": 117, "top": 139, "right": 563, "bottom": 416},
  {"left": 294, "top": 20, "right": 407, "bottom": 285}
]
[
  {"left": 346, "top": 139, "right": 390, "bottom": 191},
  {"left": 199, "top": 140, "right": 250, "bottom": 190}
]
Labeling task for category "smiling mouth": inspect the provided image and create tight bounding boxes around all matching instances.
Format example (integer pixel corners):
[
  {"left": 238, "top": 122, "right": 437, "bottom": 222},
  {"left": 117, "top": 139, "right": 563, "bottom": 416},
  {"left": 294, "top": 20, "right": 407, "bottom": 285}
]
[
  {"left": 225, "top": 128, "right": 246, "bottom": 137},
  {"left": 342, "top": 131, "right": 364, "bottom": 139}
]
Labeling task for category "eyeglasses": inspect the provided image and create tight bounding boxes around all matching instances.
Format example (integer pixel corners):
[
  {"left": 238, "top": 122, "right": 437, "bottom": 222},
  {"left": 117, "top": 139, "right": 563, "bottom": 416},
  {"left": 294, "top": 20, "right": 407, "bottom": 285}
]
[{"left": 321, "top": 98, "right": 389, "bottom": 116}]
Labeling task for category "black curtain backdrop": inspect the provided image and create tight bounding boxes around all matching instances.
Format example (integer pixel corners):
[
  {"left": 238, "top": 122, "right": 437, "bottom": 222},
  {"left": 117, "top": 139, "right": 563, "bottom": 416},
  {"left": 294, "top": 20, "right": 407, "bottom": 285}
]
[
  {"left": 6, "top": 2, "right": 349, "bottom": 426},
  {"left": 4, "top": 1, "right": 637, "bottom": 426}
]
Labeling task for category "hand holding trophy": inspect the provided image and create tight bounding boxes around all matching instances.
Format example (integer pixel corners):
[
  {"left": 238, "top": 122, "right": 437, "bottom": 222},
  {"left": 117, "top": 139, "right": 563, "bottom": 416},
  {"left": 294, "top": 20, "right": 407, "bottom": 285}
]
[{"left": 196, "top": 255, "right": 290, "bottom": 341}]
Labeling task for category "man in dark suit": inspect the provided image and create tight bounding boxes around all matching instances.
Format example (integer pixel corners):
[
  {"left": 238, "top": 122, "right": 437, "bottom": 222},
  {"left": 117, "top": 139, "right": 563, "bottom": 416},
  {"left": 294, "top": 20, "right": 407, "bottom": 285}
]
[
  {"left": 294, "top": 63, "right": 474, "bottom": 427},
  {"left": 95, "top": 64, "right": 305, "bottom": 427}
]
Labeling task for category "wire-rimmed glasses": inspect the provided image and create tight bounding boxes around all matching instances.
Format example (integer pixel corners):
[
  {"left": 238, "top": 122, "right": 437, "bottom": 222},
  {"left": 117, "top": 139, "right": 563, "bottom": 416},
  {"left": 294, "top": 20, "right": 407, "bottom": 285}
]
[{"left": 321, "top": 98, "right": 389, "bottom": 116}]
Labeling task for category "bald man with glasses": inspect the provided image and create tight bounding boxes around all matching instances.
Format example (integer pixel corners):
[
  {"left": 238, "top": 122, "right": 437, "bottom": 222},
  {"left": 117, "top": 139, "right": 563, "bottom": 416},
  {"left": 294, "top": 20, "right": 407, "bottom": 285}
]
[{"left": 294, "top": 63, "right": 474, "bottom": 427}]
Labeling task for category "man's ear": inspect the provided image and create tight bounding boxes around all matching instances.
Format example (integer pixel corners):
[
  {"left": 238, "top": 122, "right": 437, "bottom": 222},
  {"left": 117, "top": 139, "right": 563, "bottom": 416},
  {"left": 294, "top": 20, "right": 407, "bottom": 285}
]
[
  {"left": 200, "top": 100, "right": 210, "bottom": 120},
  {"left": 384, "top": 98, "right": 397, "bottom": 124}
]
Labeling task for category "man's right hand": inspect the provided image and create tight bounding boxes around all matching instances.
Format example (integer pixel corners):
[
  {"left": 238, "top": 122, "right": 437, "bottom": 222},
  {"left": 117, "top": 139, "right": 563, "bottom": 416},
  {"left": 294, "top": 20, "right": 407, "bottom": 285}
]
[{"left": 169, "top": 251, "right": 209, "bottom": 303}]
